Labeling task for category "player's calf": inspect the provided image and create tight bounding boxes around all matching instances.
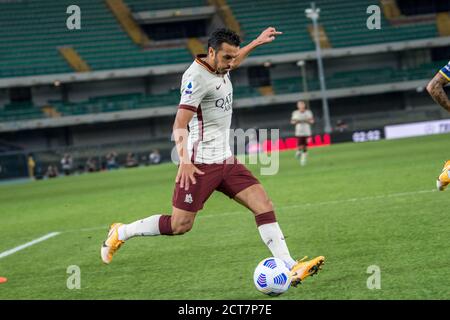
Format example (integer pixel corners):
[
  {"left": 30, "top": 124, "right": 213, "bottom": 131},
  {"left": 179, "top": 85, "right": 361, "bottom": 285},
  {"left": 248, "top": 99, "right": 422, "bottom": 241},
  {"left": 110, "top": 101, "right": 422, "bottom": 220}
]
[{"left": 100, "top": 213, "right": 194, "bottom": 264}]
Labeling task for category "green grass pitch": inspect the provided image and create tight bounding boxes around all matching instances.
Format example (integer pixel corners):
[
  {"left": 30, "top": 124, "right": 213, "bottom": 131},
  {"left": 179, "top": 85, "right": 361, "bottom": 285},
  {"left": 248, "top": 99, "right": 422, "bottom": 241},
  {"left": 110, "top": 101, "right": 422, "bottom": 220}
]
[{"left": 1, "top": 133, "right": 449, "bottom": 300}]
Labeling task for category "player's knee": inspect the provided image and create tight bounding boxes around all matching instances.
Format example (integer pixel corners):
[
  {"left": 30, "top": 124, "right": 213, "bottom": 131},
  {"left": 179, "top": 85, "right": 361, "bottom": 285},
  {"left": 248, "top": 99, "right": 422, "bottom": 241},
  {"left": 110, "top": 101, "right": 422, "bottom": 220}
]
[
  {"left": 267, "top": 199, "right": 274, "bottom": 211},
  {"left": 259, "top": 198, "right": 274, "bottom": 213},
  {"left": 254, "top": 190, "right": 274, "bottom": 213},
  {"left": 172, "top": 220, "right": 194, "bottom": 235}
]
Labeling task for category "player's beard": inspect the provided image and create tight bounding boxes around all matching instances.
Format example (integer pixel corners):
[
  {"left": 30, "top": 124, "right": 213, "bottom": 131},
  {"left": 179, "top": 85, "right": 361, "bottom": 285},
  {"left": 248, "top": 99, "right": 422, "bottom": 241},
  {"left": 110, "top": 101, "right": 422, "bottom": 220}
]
[
  {"left": 213, "top": 56, "right": 229, "bottom": 74},
  {"left": 216, "top": 66, "right": 229, "bottom": 74}
]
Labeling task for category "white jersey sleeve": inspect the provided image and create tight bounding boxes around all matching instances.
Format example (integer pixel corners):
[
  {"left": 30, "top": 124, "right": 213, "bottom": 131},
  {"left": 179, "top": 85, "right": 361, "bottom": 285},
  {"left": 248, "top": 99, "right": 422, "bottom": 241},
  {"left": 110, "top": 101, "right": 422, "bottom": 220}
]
[{"left": 179, "top": 72, "right": 208, "bottom": 111}]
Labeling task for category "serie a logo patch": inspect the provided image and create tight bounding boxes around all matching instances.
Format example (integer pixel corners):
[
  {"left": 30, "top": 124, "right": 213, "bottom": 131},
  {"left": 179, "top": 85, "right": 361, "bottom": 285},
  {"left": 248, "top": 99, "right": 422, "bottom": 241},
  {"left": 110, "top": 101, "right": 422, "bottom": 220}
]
[{"left": 184, "top": 82, "right": 193, "bottom": 94}]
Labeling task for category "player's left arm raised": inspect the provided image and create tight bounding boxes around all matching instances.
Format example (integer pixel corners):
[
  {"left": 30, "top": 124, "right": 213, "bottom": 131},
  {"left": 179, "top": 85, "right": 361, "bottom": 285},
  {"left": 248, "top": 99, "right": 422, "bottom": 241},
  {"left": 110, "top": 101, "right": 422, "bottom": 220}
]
[
  {"left": 231, "top": 27, "right": 282, "bottom": 70},
  {"left": 426, "top": 72, "right": 450, "bottom": 113}
]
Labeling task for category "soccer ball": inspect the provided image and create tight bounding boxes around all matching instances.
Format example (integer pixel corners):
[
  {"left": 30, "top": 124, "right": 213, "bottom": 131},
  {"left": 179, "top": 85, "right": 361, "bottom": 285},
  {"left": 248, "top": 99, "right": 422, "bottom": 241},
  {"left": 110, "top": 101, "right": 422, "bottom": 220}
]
[{"left": 253, "top": 257, "right": 292, "bottom": 296}]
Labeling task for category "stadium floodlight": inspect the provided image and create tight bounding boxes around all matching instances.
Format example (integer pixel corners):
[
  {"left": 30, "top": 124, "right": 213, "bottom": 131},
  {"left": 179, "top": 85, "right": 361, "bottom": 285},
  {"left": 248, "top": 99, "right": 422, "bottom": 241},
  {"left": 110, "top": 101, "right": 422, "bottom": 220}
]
[
  {"left": 296, "top": 60, "right": 310, "bottom": 109},
  {"left": 306, "top": 2, "right": 332, "bottom": 133},
  {"left": 305, "top": 7, "right": 320, "bottom": 20}
]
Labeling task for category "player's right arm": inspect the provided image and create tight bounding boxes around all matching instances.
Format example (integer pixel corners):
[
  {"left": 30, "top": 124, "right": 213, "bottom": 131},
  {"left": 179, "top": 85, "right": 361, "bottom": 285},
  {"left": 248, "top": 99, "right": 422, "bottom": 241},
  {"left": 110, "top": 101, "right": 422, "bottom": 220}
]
[
  {"left": 290, "top": 111, "right": 299, "bottom": 125},
  {"left": 426, "top": 64, "right": 450, "bottom": 113},
  {"left": 174, "top": 72, "right": 207, "bottom": 190},
  {"left": 173, "top": 109, "right": 204, "bottom": 191}
]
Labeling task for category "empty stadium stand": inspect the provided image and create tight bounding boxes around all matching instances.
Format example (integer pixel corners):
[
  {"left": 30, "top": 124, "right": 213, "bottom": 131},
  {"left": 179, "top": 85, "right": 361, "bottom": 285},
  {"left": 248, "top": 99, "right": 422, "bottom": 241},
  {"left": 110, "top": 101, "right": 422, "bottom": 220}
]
[
  {"left": 0, "top": 0, "right": 194, "bottom": 78},
  {"left": 227, "top": 0, "right": 438, "bottom": 54},
  {"left": 1, "top": 59, "right": 446, "bottom": 123},
  {"left": 0, "top": 0, "right": 444, "bottom": 79},
  {"left": 0, "top": 0, "right": 449, "bottom": 130},
  {"left": 272, "top": 60, "right": 448, "bottom": 95},
  {"left": 125, "top": 0, "right": 207, "bottom": 11}
]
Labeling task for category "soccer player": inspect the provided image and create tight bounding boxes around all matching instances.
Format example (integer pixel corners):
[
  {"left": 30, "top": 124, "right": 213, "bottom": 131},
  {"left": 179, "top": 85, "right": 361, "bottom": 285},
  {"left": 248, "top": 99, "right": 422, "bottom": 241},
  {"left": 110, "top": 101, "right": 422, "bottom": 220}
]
[
  {"left": 291, "top": 101, "right": 314, "bottom": 166},
  {"left": 101, "top": 28, "right": 325, "bottom": 286},
  {"left": 426, "top": 61, "right": 450, "bottom": 191}
]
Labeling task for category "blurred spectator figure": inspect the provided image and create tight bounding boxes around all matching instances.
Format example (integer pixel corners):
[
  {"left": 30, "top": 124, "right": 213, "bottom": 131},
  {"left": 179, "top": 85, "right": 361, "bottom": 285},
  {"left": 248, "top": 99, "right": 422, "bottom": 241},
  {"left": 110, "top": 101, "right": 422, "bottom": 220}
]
[
  {"left": 60, "top": 153, "right": 73, "bottom": 176},
  {"left": 27, "top": 154, "right": 36, "bottom": 180},
  {"left": 335, "top": 119, "right": 349, "bottom": 132},
  {"left": 77, "top": 164, "right": 85, "bottom": 174},
  {"left": 149, "top": 149, "right": 161, "bottom": 165},
  {"left": 85, "top": 157, "right": 97, "bottom": 172},
  {"left": 35, "top": 167, "right": 44, "bottom": 180},
  {"left": 106, "top": 151, "right": 119, "bottom": 170},
  {"left": 46, "top": 164, "right": 59, "bottom": 178},
  {"left": 100, "top": 157, "right": 107, "bottom": 171},
  {"left": 125, "top": 152, "right": 139, "bottom": 168},
  {"left": 141, "top": 154, "right": 148, "bottom": 165}
]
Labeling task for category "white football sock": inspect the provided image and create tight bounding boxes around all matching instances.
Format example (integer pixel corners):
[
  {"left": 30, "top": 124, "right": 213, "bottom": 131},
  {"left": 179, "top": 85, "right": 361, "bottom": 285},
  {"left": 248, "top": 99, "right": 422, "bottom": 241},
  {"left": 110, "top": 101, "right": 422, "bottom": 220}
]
[
  {"left": 118, "top": 215, "right": 162, "bottom": 241},
  {"left": 258, "top": 222, "right": 297, "bottom": 269},
  {"left": 300, "top": 152, "right": 307, "bottom": 165}
]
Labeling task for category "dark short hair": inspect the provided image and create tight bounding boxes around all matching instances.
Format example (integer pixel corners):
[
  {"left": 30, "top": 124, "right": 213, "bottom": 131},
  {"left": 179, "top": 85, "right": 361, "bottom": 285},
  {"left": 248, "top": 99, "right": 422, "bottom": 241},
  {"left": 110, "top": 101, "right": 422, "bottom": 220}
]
[{"left": 207, "top": 28, "right": 241, "bottom": 51}]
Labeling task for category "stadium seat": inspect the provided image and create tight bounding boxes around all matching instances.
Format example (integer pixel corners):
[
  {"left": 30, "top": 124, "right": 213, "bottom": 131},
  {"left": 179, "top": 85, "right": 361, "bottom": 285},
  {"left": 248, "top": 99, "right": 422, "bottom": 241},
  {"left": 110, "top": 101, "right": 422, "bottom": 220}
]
[
  {"left": 0, "top": 0, "right": 195, "bottom": 78},
  {"left": 226, "top": 0, "right": 438, "bottom": 54},
  {"left": 0, "top": 0, "right": 440, "bottom": 79}
]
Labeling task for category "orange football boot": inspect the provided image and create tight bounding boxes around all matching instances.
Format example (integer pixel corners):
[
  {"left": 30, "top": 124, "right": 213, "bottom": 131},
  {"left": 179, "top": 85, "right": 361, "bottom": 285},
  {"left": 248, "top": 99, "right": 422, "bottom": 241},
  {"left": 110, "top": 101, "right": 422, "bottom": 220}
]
[
  {"left": 437, "top": 160, "right": 450, "bottom": 191},
  {"left": 101, "top": 223, "right": 125, "bottom": 264},
  {"left": 290, "top": 256, "right": 325, "bottom": 287}
]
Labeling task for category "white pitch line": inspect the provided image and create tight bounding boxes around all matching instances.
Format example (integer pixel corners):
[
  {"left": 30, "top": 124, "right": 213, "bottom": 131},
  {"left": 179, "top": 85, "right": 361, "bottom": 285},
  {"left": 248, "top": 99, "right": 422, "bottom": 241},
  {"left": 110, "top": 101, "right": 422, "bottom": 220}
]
[
  {"left": 0, "top": 232, "right": 60, "bottom": 260},
  {"left": 204, "top": 189, "right": 437, "bottom": 218},
  {"left": 279, "top": 189, "right": 436, "bottom": 211},
  {"left": 79, "top": 226, "right": 108, "bottom": 232}
]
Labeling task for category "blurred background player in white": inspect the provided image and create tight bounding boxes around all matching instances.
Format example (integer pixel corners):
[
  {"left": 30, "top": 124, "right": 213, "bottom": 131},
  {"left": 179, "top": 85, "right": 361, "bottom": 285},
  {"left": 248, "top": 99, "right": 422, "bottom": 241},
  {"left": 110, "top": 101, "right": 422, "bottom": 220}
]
[
  {"left": 101, "top": 27, "right": 324, "bottom": 287},
  {"left": 291, "top": 101, "right": 314, "bottom": 166},
  {"left": 426, "top": 61, "right": 450, "bottom": 191}
]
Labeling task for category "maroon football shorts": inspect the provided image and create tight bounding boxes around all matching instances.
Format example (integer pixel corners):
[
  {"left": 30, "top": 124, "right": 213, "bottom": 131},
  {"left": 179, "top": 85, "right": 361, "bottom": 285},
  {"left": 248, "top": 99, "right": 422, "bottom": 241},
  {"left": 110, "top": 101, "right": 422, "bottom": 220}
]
[
  {"left": 297, "top": 136, "right": 310, "bottom": 147},
  {"left": 172, "top": 156, "right": 260, "bottom": 212}
]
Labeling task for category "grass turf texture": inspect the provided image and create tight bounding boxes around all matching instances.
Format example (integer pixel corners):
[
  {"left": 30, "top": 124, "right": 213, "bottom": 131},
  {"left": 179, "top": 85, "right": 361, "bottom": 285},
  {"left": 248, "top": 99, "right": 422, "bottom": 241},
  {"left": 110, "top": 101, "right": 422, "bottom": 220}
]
[{"left": 0, "top": 133, "right": 449, "bottom": 299}]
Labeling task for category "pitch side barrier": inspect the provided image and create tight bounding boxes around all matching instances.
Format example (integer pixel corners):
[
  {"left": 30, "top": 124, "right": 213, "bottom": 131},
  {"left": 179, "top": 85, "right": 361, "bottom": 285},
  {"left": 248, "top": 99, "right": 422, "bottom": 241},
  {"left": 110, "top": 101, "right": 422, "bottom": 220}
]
[
  {"left": 251, "top": 128, "right": 384, "bottom": 154},
  {"left": 0, "top": 129, "right": 386, "bottom": 180},
  {"left": 384, "top": 119, "right": 450, "bottom": 140}
]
